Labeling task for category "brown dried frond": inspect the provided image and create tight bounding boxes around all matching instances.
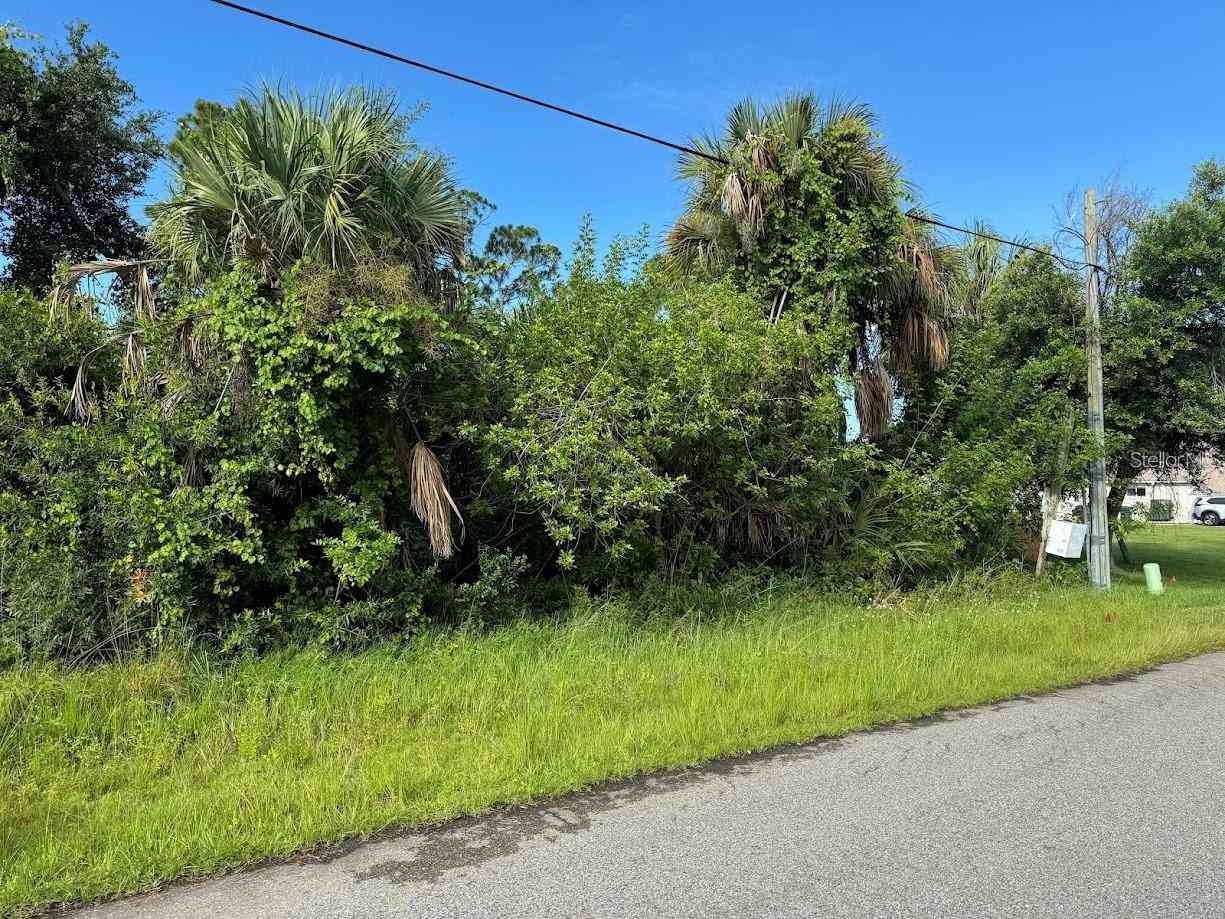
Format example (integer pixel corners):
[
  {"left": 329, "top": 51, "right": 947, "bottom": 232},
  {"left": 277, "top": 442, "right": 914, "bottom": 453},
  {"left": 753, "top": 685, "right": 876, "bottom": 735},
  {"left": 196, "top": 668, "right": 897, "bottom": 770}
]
[
  {"left": 122, "top": 332, "right": 146, "bottom": 386},
  {"left": 48, "top": 282, "right": 90, "bottom": 323},
  {"left": 177, "top": 445, "right": 205, "bottom": 490},
  {"left": 889, "top": 311, "right": 949, "bottom": 373},
  {"left": 161, "top": 385, "right": 188, "bottom": 417},
  {"left": 721, "top": 171, "right": 748, "bottom": 223},
  {"left": 407, "top": 440, "right": 464, "bottom": 559},
  {"left": 51, "top": 259, "right": 159, "bottom": 324},
  {"left": 907, "top": 242, "right": 939, "bottom": 300},
  {"left": 174, "top": 315, "right": 209, "bottom": 371},
  {"left": 927, "top": 319, "right": 949, "bottom": 369},
  {"left": 854, "top": 359, "right": 894, "bottom": 440},
  {"left": 64, "top": 336, "right": 122, "bottom": 423},
  {"left": 66, "top": 360, "right": 94, "bottom": 422},
  {"left": 746, "top": 510, "right": 771, "bottom": 552},
  {"left": 133, "top": 263, "right": 156, "bottom": 321},
  {"left": 746, "top": 132, "right": 777, "bottom": 174}
]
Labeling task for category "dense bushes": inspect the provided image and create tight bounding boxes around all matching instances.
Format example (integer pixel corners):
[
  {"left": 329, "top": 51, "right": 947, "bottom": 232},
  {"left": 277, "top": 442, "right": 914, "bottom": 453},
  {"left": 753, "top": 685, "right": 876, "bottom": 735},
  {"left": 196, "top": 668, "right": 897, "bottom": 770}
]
[
  {"left": 12, "top": 82, "right": 1221, "bottom": 666},
  {"left": 0, "top": 265, "right": 479, "bottom": 661},
  {"left": 0, "top": 290, "right": 133, "bottom": 660},
  {"left": 0, "top": 235, "right": 966, "bottom": 661},
  {"left": 890, "top": 255, "right": 1096, "bottom": 559},
  {"left": 473, "top": 229, "right": 960, "bottom": 586}
]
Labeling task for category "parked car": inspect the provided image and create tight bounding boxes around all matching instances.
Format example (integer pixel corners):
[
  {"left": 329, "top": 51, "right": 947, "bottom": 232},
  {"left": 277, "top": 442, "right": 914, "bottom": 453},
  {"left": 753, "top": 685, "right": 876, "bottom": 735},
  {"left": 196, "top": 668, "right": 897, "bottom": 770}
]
[{"left": 1192, "top": 496, "right": 1225, "bottom": 525}]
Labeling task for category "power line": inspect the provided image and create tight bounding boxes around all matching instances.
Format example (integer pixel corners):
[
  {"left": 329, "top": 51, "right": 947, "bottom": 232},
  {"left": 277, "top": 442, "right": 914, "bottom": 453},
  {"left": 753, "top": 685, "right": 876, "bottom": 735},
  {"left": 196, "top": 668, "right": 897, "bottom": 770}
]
[
  {"left": 205, "top": 0, "right": 718, "bottom": 164},
  {"left": 206, "top": 0, "right": 1105, "bottom": 272},
  {"left": 905, "top": 213, "right": 1103, "bottom": 272}
]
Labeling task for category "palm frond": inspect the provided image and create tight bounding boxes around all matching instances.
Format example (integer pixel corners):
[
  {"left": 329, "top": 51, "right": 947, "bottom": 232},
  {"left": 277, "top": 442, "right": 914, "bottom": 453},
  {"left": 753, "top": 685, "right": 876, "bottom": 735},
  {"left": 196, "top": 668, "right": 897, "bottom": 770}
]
[
  {"left": 406, "top": 440, "right": 463, "bottom": 559},
  {"left": 854, "top": 357, "right": 895, "bottom": 439},
  {"left": 50, "top": 259, "right": 159, "bottom": 323},
  {"left": 663, "top": 206, "right": 736, "bottom": 277},
  {"left": 149, "top": 85, "right": 465, "bottom": 285}
]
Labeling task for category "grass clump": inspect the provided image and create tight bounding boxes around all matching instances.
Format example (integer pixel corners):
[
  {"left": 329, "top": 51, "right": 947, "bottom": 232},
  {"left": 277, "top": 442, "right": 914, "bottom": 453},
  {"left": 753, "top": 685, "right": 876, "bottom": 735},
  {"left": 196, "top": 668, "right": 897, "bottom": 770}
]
[{"left": 2, "top": 526, "right": 1223, "bottom": 914}]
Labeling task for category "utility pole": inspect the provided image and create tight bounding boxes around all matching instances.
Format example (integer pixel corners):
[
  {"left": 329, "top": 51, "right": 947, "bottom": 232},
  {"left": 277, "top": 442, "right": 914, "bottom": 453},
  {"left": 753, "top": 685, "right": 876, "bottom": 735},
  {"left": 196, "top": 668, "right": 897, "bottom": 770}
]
[{"left": 1084, "top": 189, "right": 1111, "bottom": 589}]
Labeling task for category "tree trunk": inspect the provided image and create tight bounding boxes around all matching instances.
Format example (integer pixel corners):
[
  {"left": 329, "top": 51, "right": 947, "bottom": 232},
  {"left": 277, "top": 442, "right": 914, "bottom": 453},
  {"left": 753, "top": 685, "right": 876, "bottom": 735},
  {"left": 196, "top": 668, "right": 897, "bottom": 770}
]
[{"left": 1107, "top": 481, "right": 1132, "bottom": 565}]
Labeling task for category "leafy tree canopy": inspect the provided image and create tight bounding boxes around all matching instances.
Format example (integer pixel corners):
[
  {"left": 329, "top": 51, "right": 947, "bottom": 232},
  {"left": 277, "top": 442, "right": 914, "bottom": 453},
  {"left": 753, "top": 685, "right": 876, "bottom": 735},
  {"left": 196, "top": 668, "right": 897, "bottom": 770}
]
[
  {"left": 1096, "top": 161, "right": 1225, "bottom": 482},
  {"left": 0, "top": 23, "right": 160, "bottom": 291}
]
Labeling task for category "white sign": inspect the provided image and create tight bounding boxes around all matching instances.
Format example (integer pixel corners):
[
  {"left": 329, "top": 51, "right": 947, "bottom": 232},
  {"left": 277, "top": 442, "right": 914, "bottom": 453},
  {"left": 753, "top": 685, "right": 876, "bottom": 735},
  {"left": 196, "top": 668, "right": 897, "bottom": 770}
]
[{"left": 1045, "top": 520, "right": 1087, "bottom": 559}]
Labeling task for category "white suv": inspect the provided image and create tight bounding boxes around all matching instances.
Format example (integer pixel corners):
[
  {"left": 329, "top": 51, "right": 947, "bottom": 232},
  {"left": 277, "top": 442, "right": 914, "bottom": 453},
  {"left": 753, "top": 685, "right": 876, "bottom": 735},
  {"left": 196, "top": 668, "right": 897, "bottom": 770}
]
[{"left": 1192, "top": 496, "right": 1225, "bottom": 526}]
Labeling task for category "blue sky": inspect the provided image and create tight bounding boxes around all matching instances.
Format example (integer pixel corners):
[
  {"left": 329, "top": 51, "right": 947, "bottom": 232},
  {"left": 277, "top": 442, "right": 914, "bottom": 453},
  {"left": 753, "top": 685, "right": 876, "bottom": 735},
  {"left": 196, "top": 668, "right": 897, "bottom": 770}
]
[{"left": 8, "top": 0, "right": 1225, "bottom": 255}]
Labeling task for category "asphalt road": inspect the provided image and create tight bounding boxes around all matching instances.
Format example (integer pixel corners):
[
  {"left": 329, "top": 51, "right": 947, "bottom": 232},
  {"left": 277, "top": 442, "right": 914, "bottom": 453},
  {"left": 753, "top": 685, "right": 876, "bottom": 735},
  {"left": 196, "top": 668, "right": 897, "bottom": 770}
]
[{"left": 81, "top": 653, "right": 1225, "bottom": 919}]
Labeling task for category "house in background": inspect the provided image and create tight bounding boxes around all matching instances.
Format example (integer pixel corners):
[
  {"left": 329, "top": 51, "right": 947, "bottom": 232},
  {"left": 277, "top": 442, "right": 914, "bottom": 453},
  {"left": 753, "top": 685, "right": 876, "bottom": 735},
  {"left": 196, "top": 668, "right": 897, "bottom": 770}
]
[{"left": 1121, "top": 455, "right": 1225, "bottom": 522}]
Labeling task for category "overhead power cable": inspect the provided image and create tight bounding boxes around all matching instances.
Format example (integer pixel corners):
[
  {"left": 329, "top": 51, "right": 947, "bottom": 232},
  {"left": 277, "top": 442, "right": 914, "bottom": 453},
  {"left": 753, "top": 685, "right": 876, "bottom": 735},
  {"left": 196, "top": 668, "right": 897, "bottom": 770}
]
[
  {"left": 206, "top": 0, "right": 1106, "bottom": 272},
  {"left": 904, "top": 213, "right": 1101, "bottom": 272},
  {"left": 205, "top": 0, "right": 716, "bottom": 163}
]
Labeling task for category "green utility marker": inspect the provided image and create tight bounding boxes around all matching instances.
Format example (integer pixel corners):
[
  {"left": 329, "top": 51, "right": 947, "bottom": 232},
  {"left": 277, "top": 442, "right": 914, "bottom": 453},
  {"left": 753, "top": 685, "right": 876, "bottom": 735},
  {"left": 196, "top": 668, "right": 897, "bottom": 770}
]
[{"left": 1143, "top": 562, "right": 1165, "bottom": 595}]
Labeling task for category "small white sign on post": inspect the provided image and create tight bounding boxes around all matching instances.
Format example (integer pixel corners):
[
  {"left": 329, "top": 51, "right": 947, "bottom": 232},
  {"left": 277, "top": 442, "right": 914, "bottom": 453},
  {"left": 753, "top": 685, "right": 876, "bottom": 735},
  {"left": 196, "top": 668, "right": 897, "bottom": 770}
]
[{"left": 1045, "top": 520, "right": 1087, "bottom": 559}]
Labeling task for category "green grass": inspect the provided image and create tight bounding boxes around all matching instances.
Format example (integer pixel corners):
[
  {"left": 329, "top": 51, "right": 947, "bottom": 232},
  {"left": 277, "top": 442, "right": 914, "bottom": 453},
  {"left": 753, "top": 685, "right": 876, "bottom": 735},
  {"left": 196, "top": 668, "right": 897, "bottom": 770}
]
[{"left": 2, "top": 526, "right": 1223, "bottom": 915}]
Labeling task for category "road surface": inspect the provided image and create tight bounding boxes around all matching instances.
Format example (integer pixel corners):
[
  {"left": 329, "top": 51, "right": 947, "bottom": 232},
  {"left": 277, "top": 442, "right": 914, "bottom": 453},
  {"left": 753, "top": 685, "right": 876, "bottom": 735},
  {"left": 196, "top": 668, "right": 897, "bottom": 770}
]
[{"left": 81, "top": 653, "right": 1225, "bottom": 918}]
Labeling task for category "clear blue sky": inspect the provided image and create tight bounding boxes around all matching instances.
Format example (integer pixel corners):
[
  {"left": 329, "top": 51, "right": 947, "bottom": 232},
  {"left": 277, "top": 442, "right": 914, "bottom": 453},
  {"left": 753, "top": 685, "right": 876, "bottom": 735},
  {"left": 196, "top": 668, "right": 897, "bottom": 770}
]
[{"left": 8, "top": 0, "right": 1225, "bottom": 254}]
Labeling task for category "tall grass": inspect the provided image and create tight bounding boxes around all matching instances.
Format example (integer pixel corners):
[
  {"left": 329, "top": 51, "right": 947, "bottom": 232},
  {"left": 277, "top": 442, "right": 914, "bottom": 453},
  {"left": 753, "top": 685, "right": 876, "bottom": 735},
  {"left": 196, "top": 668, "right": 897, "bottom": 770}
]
[{"left": 2, "top": 527, "right": 1223, "bottom": 914}]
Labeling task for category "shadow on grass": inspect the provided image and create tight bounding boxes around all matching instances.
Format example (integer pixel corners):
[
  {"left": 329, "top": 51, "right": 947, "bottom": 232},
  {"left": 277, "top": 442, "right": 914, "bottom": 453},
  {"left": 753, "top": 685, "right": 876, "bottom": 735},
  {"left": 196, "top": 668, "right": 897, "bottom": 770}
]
[{"left": 1117, "top": 525, "right": 1225, "bottom": 586}]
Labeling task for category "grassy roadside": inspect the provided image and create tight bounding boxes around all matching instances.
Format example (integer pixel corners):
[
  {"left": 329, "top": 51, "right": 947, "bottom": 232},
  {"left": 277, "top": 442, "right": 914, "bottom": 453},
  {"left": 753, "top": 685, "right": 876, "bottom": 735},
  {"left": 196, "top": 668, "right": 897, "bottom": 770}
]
[{"left": 2, "top": 526, "right": 1223, "bottom": 914}]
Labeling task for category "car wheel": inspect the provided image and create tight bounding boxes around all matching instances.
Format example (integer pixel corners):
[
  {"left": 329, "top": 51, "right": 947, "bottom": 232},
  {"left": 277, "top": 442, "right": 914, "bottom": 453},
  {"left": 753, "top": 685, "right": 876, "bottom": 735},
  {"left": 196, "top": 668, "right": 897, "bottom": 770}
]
[{"left": 1203, "top": 511, "right": 1221, "bottom": 526}]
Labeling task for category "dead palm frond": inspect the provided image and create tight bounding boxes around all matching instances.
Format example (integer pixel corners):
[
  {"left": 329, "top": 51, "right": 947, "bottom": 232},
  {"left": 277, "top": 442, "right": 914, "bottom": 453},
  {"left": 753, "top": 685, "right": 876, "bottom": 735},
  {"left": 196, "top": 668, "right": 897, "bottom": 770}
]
[
  {"left": 173, "top": 313, "right": 210, "bottom": 371},
  {"left": 854, "top": 358, "right": 895, "bottom": 440},
  {"left": 720, "top": 171, "right": 750, "bottom": 227},
  {"left": 50, "top": 259, "right": 160, "bottom": 323},
  {"left": 878, "top": 215, "right": 960, "bottom": 373},
  {"left": 121, "top": 331, "right": 146, "bottom": 385},
  {"left": 177, "top": 445, "right": 206, "bottom": 491},
  {"left": 889, "top": 310, "right": 949, "bottom": 374},
  {"left": 402, "top": 439, "right": 464, "bottom": 559},
  {"left": 66, "top": 360, "right": 95, "bottom": 423},
  {"left": 64, "top": 337, "right": 123, "bottom": 422}
]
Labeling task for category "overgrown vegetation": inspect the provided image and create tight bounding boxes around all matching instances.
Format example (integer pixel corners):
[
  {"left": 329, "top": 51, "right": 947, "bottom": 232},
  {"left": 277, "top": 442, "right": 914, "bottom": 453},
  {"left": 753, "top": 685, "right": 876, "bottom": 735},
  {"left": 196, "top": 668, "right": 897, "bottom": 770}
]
[{"left": 1, "top": 41, "right": 1222, "bottom": 660}]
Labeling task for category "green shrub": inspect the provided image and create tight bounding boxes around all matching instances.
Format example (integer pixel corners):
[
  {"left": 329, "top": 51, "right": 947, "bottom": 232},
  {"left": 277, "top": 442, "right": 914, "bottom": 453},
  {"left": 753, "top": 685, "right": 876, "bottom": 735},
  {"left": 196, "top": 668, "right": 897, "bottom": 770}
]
[
  {"left": 0, "top": 236, "right": 982, "bottom": 662},
  {"left": 0, "top": 290, "right": 140, "bottom": 663},
  {"left": 0, "top": 265, "right": 486, "bottom": 659},
  {"left": 1149, "top": 499, "right": 1174, "bottom": 522},
  {"left": 469, "top": 227, "right": 961, "bottom": 588}
]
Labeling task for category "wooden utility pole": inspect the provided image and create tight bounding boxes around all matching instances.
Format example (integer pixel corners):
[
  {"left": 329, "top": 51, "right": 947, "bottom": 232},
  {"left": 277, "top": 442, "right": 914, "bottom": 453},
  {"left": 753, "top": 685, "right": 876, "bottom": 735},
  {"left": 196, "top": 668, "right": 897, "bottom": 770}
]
[{"left": 1084, "top": 189, "right": 1111, "bottom": 589}]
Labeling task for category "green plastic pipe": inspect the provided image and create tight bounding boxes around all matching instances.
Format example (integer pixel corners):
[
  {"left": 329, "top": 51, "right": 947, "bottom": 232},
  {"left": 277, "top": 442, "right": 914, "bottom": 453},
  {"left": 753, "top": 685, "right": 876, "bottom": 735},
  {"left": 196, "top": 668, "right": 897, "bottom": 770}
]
[{"left": 1143, "top": 562, "right": 1164, "bottom": 595}]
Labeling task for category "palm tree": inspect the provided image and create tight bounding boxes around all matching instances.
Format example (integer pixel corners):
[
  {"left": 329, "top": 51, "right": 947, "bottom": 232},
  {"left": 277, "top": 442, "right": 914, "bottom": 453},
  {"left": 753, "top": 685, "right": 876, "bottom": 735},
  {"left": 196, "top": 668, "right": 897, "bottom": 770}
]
[
  {"left": 666, "top": 94, "right": 962, "bottom": 438},
  {"left": 148, "top": 86, "right": 466, "bottom": 287},
  {"left": 666, "top": 96, "right": 898, "bottom": 275},
  {"left": 952, "top": 224, "right": 1008, "bottom": 319}
]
